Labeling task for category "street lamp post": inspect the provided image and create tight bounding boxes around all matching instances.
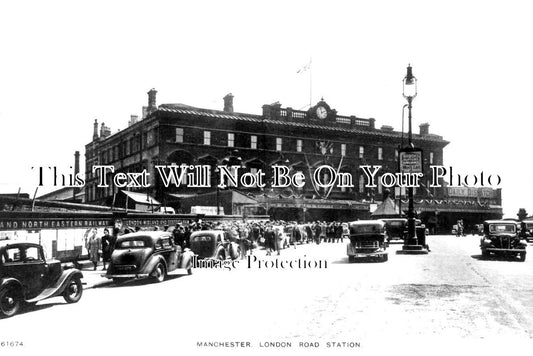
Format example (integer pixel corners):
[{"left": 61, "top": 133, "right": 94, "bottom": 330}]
[
  {"left": 403, "top": 64, "right": 417, "bottom": 246},
  {"left": 397, "top": 64, "right": 428, "bottom": 255}
]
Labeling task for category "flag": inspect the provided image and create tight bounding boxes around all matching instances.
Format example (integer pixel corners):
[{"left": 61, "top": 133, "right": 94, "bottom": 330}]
[{"left": 296, "top": 59, "right": 312, "bottom": 73}]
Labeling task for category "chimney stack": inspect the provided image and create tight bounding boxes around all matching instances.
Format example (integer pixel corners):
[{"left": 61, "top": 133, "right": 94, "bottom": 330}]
[
  {"left": 147, "top": 88, "right": 158, "bottom": 115},
  {"left": 419, "top": 123, "right": 429, "bottom": 135},
  {"left": 74, "top": 151, "right": 80, "bottom": 176},
  {"left": 100, "top": 123, "right": 111, "bottom": 139},
  {"left": 129, "top": 115, "right": 139, "bottom": 126},
  {"left": 223, "top": 93, "right": 234, "bottom": 113},
  {"left": 93, "top": 119, "right": 99, "bottom": 141}
]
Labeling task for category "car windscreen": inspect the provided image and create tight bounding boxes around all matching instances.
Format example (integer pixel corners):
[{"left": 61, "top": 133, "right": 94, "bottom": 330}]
[
  {"left": 489, "top": 224, "right": 515, "bottom": 233},
  {"left": 386, "top": 221, "right": 405, "bottom": 227},
  {"left": 350, "top": 225, "right": 383, "bottom": 234},
  {"left": 191, "top": 234, "right": 213, "bottom": 242},
  {"left": 117, "top": 239, "right": 148, "bottom": 248}
]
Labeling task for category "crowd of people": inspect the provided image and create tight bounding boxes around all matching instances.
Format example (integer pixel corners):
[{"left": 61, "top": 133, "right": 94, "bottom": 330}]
[
  {"left": 168, "top": 219, "right": 349, "bottom": 257},
  {"left": 82, "top": 219, "right": 350, "bottom": 268}
]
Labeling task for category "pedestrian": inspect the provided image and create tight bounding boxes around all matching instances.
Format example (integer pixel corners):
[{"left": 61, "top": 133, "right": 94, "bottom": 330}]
[
  {"left": 173, "top": 224, "right": 186, "bottom": 250},
  {"left": 292, "top": 224, "right": 301, "bottom": 247},
  {"left": 320, "top": 221, "right": 327, "bottom": 243},
  {"left": 264, "top": 224, "right": 276, "bottom": 256},
  {"left": 101, "top": 228, "right": 115, "bottom": 271},
  {"left": 313, "top": 221, "right": 321, "bottom": 244},
  {"left": 327, "top": 222, "right": 335, "bottom": 243},
  {"left": 85, "top": 228, "right": 101, "bottom": 271},
  {"left": 335, "top": 222, "right": 343, "bottom": 243}
]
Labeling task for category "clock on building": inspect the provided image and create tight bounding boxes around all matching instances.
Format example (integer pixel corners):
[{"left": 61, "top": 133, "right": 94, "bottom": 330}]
[{"left": 316, "top": 106, "right": 328, "bottom": 119}]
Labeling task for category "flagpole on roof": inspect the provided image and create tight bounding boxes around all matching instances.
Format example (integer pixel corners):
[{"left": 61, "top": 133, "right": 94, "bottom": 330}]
[{"left": 309, "top": 57, "right": 313, "bottom": 109}]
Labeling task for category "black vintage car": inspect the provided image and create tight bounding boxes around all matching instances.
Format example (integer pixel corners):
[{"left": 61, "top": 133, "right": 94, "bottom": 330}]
[
  {"left": 105, "top": 231, "right": 194, "bottom": 283},
  {"left": 480, "top": 220, "right": 527, "bottom": 261},
  {"left": 189, "top": 230, "right": 241, "bottom": 260},
  {"left": 380, "top": 218, "right": 407, "bottom": 242},
  {"left": 520, "top": 220, "right": 533, "bottom": 242},
  {"left": 346, "top": 220, "right": 388, "bottom": 262},
  {"left": 0, "top": 242, "right": 83, "bottom": 318}
]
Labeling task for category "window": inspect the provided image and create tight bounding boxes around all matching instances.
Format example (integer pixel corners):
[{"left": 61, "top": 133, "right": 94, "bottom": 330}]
[
  {"left": 341, "top": 144, "right": 346, "bottom": 157},
  {"left": 359, "top": 146, "right": 364, "bottom": 159},
  {"left": 378, "top": 147, "right": 383, "bottom": 160},
  {"left": 430, "top": 152, "right": 434, "bottom": 164},
  {"left": 228, "top": 133, "right": 235, "bottom": 147},
  {"left": 203, "top": 131, "right": 211, "bottom": 145},
  {"left": 296, "top": 139, "right": 302, "bottom": 152},
  {"left": 276, "top": 137, "right": 282, "bottom": 151},
  {"left": 251, "top": 135, "right": 257, "bottom": 149},
  {"left": 176, "top": 128, "right": 184, "bottom": 143}
]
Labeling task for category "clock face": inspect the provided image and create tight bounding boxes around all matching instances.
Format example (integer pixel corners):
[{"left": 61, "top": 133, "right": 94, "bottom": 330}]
[{"left": 316, "top": 106, "right": 327, "bottom": 119}]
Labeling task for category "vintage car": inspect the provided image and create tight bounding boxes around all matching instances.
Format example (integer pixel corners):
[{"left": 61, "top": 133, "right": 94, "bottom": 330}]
[
  {"left": 480, "top": 220, "right": 527, "bottom": 261},
  {"left": 380, "top": 218, "right": 407, "bottom": 242},
  {"left": 105, "top": 231, "right": 194, "bottom": 282},
  {"left": 0, "top": 242, "right": 83, "bottom": 318},
  {"left": 189, "top": 230, "right": 241, "bottom": 260},
  {"left": 520, "top": 220, "right": 533, "bottom": 242},
  {"left": 346, "top": 220, "right": 388, "bottom": 262}
]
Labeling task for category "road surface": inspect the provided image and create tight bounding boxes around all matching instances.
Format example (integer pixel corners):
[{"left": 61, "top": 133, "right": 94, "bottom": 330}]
[{"left": 2, "top": 235, "right": 532, "bottom": 356}]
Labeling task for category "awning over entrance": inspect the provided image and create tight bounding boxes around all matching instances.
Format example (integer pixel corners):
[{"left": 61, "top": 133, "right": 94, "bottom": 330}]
[
  {"left": 122, "top": 191, "right": 161, "bottom": 205},
  {"left": 166, "top": 193, "right": 197, "bottom": 200},
  {"left": 371, "top": 197, "right": 401, "bottom": 218},
  {"left": 178, "top": 190, "right": 258, "bottom": 215}
]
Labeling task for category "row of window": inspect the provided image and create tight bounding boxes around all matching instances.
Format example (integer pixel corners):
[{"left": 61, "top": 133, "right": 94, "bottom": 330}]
[
  {"left": 92, "top": 130, "right": 157, "bottom": 164},
  {"left": 177, "top": 128, "right": 435, "bottom": 163}
]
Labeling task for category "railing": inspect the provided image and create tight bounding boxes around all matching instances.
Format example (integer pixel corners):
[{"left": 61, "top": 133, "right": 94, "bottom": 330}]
[
  {"left": 335, "top": 116, "right": 351, "bottom": 125},
  {"left": 354, "top": 119, "right": 370, "bottom": 127},
  {"left": 270, "top": 106, "right": 373, "bottom": 127}
]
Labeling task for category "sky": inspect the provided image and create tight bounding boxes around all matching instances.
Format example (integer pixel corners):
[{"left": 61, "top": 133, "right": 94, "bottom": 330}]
[{"left": 0, "top": 0, "right": 532, "bottom": 218}]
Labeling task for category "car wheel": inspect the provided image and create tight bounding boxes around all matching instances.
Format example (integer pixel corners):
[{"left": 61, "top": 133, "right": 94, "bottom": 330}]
[
  {"left": 0, "top": 286, "right": 22, "bottom": 318},
  {"left": 382, "top": 254, "right": 388, "bottom": 262},
  {"left": 187, "top": 268, "right": 193, "bottom": 275},
  {"left": 152, "top": 263, "right": 166, "bottom": 283},
  {"left": 481, "top": 249, "right": 488, "bottom": 258},
  {"left": 63, "top": 276, "right": 83, "bottom": 303},
  {"left": 348, "top": 256, "right": 355, "bottom": 263},
  {"left": 519, "top": 252, "right": 526, "bottom": 262}
]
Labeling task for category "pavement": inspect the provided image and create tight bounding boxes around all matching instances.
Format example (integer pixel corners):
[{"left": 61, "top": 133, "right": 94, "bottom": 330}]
[{"left": 69, "top": 260, "right": 113, "bottom": 289}]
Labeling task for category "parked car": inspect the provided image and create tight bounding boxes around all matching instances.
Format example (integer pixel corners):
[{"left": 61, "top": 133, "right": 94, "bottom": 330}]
[
  {"left": 105, "top": 231, "right": 194, "bottom": 283},
  {"left": 0, "top": 242, "right": 83, "bottom": 318},
  {"left": 380, "top": 218, "right": 407, "bottom": 242},
  {"left": 520, "top": 220, "right": 533, "bottom": 242},
  {"left": 346, "top": 220, "right": 388, "bottom": 262},
  {"left": 189, "top": 230, "right": 240, "bottom": 260},
  {"left": 480, "top": 220, "right": 527, "bottom": 261}
]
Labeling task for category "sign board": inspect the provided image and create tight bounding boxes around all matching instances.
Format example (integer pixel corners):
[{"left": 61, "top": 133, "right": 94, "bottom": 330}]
[
  {"left": 446, "top": 187, "right": 495, "bottom": 198},
  {"left": 191, "top": 206, "right": 224, "bottom": 215},
  {"left": 399, "top": 149, "right": 423, "bottom": 174}
]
